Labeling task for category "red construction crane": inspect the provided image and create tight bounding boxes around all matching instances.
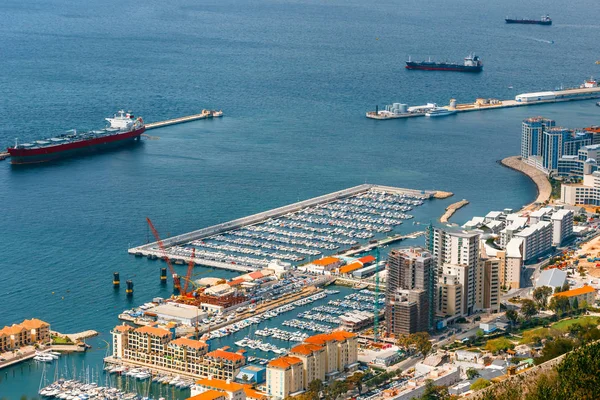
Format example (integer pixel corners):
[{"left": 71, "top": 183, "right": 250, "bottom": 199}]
[
  {"left": 146, "top": 217, "right": 181, "bottom": 292},
  {"left": 181, "top": 247, "right": 196, "bottom": 297}
]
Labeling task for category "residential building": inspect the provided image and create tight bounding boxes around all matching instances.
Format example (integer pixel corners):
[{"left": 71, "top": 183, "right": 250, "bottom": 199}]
[
  {"left": 503, "top": 239, "right": 524, "bottom": 289},
  {"left": 551, "top": 209, "right": 574, "bottom": 245},
  {"left": 553, "top": 285, "right": 597, "bottom": 308},
  {"left": 477, "top": 246, "right": 501, "bottom": 313},
  {"left": 266, "top": 356, "right": 304, "bottom": 399},
  {"left": 426, "top": 228, "right": 479, "bottom": 315},
  {"left": 386, "top": 248, "right": 434, "bottom": 331},
  {"left": 514, "top": 221, "right": 552, "bottom": 262},
  {"left": 200, "top": 349, "right": 247, "bottom": 381},
  {"left": 561, "top": 169, "right": 600, "bottom": 206},
  {"left": 436, "top": 274, "right": 462, "bottom": 318},
  {"left": 266, "top": 331, "right": 358, "bottom": 398},
  {"left": 0, "top": 319, "right": 51, "bottom": 352},
  {"left": 190, "top": 378, "right": 245, "bottom": 400},
  {"left": 521, "top": 117, "right": 555, "bottom": 161},
  {"left": 187, "top": 390, "right": 228, "bottom": 400}
]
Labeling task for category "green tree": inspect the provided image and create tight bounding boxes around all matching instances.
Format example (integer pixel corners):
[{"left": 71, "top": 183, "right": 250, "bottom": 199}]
[
  {"left": 476, "top": 329, "right": 485, "bottom": 339},
  {"left": 534, "top": 337, "right": 575, "bottom": 365},
  {"left": 533, "top": 286, "right": 553, "bottom": 309},
  {"left": 470, "top": 378, "right": 491, "bottom": 391},
  {"left": 466, "top": 367, "right": 480, "bottom": 380},
  {"left": 325, "top": 380, "right": 348, "bottom": 400},
  {"left": 506, "top": 309, "right": 519, "bottom": 327},
  {"left": 346, "top": 372, "right": 364, "bottom": 394},
  {"left": 561, "top": 282, "right": 570, "bottom": 293},
  {"left": 520, "top": 299, "right": 538, "bottom": 319},
  {"left": 419, "top": 379, "right": 450, "bottom": 400},
  {"left": 307, "top": 379, "right": 323, "bottom": 396},
  {"left": 555, "top": 341, "right": 600, "bottom": 399},
  {"left": 549, "top": 296, "right": 571, "bottom": 316},
  {"left": 572, "top": 297, "right": 579, "bottom": 311}
]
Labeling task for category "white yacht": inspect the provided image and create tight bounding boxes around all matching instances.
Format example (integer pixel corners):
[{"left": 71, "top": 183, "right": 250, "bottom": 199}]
[{"left": 425, "top": 107, "right": 457, "bottom": 117}]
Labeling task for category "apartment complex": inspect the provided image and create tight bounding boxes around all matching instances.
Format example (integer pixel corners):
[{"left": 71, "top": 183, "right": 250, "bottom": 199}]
[
  {"left": 386, "top": 248, "right": 434, "bottom": 335},
  {"left": 561, "top": 170, "right": 600, "bottom": 206},
  {"left": 514, "top": 221, "right": 552, "bottom": 262},
  {"left": 111, "top": 324, "right": 245, "bottom": 379},
  {"left": 189, "top": 377, "right": 268, "bottom": 400},
  {"left": 266, "top": 331, "right": 358, "bottom": 399},
  {"left": 521, "top": 117, "right": 596, "bottom": 175},
  {"left": 0, "top": 318, "right": 51, "bottom": 352}
]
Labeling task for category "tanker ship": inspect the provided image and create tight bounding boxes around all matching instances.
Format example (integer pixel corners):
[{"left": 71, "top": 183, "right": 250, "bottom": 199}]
[
  {"left": 405, "top": 54, "right": 483, "bottom": 72},
  {"left": 7, "top": 110, "right": 145, "bottom": 165},
  {"left": 505, "top": 15, "right": 552, "bottom": 25}
]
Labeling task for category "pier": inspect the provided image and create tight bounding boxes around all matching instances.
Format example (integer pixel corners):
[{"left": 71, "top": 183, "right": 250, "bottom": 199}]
[
  {"left": 367, "top": 84, "right": 600, "bottom": 120},
  {"left": 129, "top": 184, "right": 441, "bottom": 271},
  {"left": 144, "top": 109, "right": 222, "bottom": 130}
]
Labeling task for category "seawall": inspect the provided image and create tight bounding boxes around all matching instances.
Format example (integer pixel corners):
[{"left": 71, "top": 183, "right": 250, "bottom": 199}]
[{"left": 499, "top": 156, "right": 552, "bottom": 210}]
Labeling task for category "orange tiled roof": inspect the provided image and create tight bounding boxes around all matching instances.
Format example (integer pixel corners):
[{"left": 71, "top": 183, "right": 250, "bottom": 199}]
[
  {"left": 205, "top": 349, "right": 245, "bottom": 362},
  {"left": 553, "top": 285, "right": 596, "bottom": 298},
  {"left": 311, "top": 257, "right": 341, "bottom": 266},
  {"left": 268, "top": 356, "right": 303, "bottom": 369},
  {"left": 186, "top": 389, "right": 226, "bottom": 400},
  {"left": 227, "top": 278, "right": 245, "bottom": 286},
  {"left": 20, "top": 319, "right": 49, "bottom": 330},
  {"left": 171, "top": 337, "right": 208, "bottom": 350},
  {"left": 0, "top": 325, "right": 26, "bottom": 336},
  {"left": 244, "top": 387, "right": 269, "bottom": 400},
  {"left": 339, "top": 262, "right": 363, "bottom": 274},
  {"left": 135, "top": 325, "right": 171, "bottom": 337},
  {"left": 290, "top": 343, "right": 323, "bottom": 355},
  {"left": 248, "top": 271, "right": 264, "bottom": 279},
  {"left": 113, "top": 325, "right": 134, "bottom": 333},
  {"left": 304, "top": 331, "right": 355, "bottom": 345},
  {"left": 358, "top": 255, "right": 376, "bottom": 264},
  {"left": 195, "top": 378, "right": 244, "bottom": 392}
]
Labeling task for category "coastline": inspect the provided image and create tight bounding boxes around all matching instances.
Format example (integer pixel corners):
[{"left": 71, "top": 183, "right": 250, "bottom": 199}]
[{"left": 499, "top": 156, "right": 552, "bottom": 210}]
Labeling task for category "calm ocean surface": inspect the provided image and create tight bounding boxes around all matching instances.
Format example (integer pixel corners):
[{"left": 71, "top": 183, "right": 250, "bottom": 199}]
[{"left": 1, "top": 0, "right": 599, "bottom": 397}]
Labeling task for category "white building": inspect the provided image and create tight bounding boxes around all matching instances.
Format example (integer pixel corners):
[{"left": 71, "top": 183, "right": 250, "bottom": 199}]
[
  {"left": 501, "top": 238, "right": 524, "bottom": 289},
  {"left": 514, "top": 221, "right": 552, "bottom": 263},
  {"left": 551, "top": 209, "right": 574, "bottom": 245},
  {"left": 561, "top": 170, "right": 600, "bottom": 206},
  {"left": 150, "top": 303, "right": 208, "bottom": 326},
  {"left": 529, "top": 207, "right": 553, "bottom": 224},
  {"left": 499, "top": 214, "right": 528, "bottom": 248}
]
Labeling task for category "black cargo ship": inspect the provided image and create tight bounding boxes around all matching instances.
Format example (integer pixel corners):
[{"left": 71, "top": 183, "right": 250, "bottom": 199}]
[
  {"left": 505, "top": 15, "right": 552, "bottom": 25},
  {"left": 405, "top": 54, "right": 483, "bottom": 73}
]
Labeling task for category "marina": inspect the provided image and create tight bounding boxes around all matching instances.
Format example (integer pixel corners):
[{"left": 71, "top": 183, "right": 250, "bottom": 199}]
[
  {"left": 366, "top": 79, "right": 600, "bottom": 120},
  {"left": 128, "top": 184, "right": 436, "bottom": 271}
]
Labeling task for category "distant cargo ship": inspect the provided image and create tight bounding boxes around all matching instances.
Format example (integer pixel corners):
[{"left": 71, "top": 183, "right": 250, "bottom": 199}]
[
  {"left": 7, "top": 110, "right": 145, "bottom": 165},
  {"left": 505, "top": 15, "right": 552, "bottom": 25},
  {"left": 405, "top": 54, "right": 483, "bottom": 73}
]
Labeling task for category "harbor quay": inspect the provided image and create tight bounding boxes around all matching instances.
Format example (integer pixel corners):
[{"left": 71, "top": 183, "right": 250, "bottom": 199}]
[
  {"left": 366, "top": 78, "right": 600, "bottom": 120},
  {"left": 129, "top": 184, "right": 442, "bottom": 272}
]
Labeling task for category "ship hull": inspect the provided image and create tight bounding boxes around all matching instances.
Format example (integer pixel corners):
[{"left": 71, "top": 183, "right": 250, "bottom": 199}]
[
  {"left": 505, "top": 19, "right": 552, "bottom": 25},
  {"left": 8, "top": 127, "right": 145, "bottom": 165},
  {"left": 405, "top": 63, "right": 482, "bottom": 72}
]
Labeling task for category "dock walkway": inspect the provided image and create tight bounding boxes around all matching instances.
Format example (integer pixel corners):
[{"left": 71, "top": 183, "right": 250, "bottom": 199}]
[{"left": 145, "top": 110, "right": 222, "bottom": 130}]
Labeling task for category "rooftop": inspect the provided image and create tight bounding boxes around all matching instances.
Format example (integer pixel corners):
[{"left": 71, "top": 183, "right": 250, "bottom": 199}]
[
  {"left": 268, "top": 356, "right": 303, "bottom": 369},
  {"left": 553, "top": 285, "right": 596, "bottom": 298},
  {"left": 187, "top": 390, "right": 226, "bottom": 400},
  {"left": 195, "top": 377, "right": 244, "bottom": 392},
  {"left": 151, "top": 303, "right": 204, "bottom": 320},
  {"left": 311, "top": 256, "right": 341, "bottom": 266},
  {"left": 206, "top": 349, "right": 245, "bottom": 362},
  {"left": 290, "top": 343, "right": 323, "bottom": 355},
  {"left": 134, "top": 325, "right": 171, "bottom": 337},
  {"left": 170, "top": 337, "right": 208, "bottom": 350},
  {"left": 339, "top": 262, "right": 363, "bottom": 274}
]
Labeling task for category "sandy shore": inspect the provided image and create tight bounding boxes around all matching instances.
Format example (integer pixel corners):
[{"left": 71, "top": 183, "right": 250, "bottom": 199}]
[{"left": 500, "top": 156, "right": 552, "bottom": 210}]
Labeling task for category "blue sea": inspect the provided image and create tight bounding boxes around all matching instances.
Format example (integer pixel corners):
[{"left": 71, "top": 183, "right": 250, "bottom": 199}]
[{"left": 1, "top": 0, "right": 600, "bottom": 398}]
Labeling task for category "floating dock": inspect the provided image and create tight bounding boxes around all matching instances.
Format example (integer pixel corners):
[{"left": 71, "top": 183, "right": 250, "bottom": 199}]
[
  {"left": 367, "top": 81, "right": 600, "bottom": 120},
  {"left": 129, "top": 184, "right": 442, "bottom": 271},
  {"left": 145, "top": 109, "right": 222, "bottom": 130}
]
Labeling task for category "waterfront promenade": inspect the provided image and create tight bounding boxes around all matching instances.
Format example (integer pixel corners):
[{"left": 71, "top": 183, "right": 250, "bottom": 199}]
[{"left": 500, "top": 156, "right": 552, "bottom": 210}]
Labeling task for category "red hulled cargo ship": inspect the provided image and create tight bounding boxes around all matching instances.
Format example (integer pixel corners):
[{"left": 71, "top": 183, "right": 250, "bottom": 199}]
[{"left": 7, "top": 110, "right": 145, "bottom": 165}]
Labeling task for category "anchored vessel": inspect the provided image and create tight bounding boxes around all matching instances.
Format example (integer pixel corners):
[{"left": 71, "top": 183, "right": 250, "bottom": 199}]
[
  {"left": 7, "top": 110, "right": 145, "bottom": 165},
  {"left": 425, "top": 107, "right": 456, "bottom": 117},
  {"left": 505, "top": 15, "right": 552, "bottom": 25},
  {"left": 406, "top": 54, "right": 483, "bottom": 72}
]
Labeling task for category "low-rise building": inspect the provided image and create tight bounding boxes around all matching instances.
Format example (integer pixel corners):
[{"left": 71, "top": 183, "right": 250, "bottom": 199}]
[
  {"left": 300, "top": 257, "right": 343, "bottom": 275},
  {"left": 0, "top": 318, "right": 51, "bottom": 352},
  {"left": 552, "top": 285, "right": 597, "bottom": 308},
  {"left": 535, "top": 268, "right": 567, "bottom": 289},
  {"left": 561, "top": 170, "right": 600, "bottom": 206},
  {"left": 149, "top": 303, "right": 208, "bottom": 326},
  {"left": 200, "top": 349, "right": 247, "bottom": 381},
  {"left": 190, "top": 377, "right": 246, "bottom": 400}
]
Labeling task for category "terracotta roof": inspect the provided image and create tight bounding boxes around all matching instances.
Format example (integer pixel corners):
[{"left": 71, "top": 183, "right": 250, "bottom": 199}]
[
  {"left": 244, "top": 387, "right": 269, "bottom": 400},
  {"left": 358, "top": 255, "right": 376, "bottom": 264},
  {"left": 267, "top": 356, "right": 303, "bottom": 369},
  {"left": 553, "top": 285, "right": 596, "bottom": 298},
  {"left": 290, "top": 343, "right": 323, "bottom": 355},
  {"left": 186, "top": 390, "right": 227, "bottom": 400},
  {"left": 195, "top": 378, "right": 245, "bottom": 392},
  {"left": 170, "top": 337, "right": 208, "bottom": 350},
  {"left": 311, "top": 256, "right": 341, "bottom": 266},
  {"left": 248, "top": 271, "right": 264, "bottom": 279},
  {"left": 339, "top": 262, "right": 363, "bottom": 274},
  {"left": 20, "top": 319, "right": 49, "bottom": 330},
  {"left": 304, "top": 331, "right": 355, "bottom": 345},
  {"left": 113, "top": 325, "right": 134, "bottom": 333},
  {"left": 227, "top": 278, "right": 245, "bottom": 286},
  {"left": 205, "top": 349, "right": 245, "bottom": 362},
  {"left": 135, "top": 325, "right": 171, "bottom": 337},
  {"left": 0, "top": 325, "right": 26, "bottom": 336}
]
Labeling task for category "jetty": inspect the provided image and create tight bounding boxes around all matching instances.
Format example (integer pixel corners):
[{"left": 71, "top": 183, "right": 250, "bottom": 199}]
[
  {"left": 367, "top": 81, "right": 600, "bottom": 120},
  {"left": 441, "top": 199, "right": 469, "bottom": 223},
  {"left": 145, "top": 109, "right": 222, "bottom": 130}
]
